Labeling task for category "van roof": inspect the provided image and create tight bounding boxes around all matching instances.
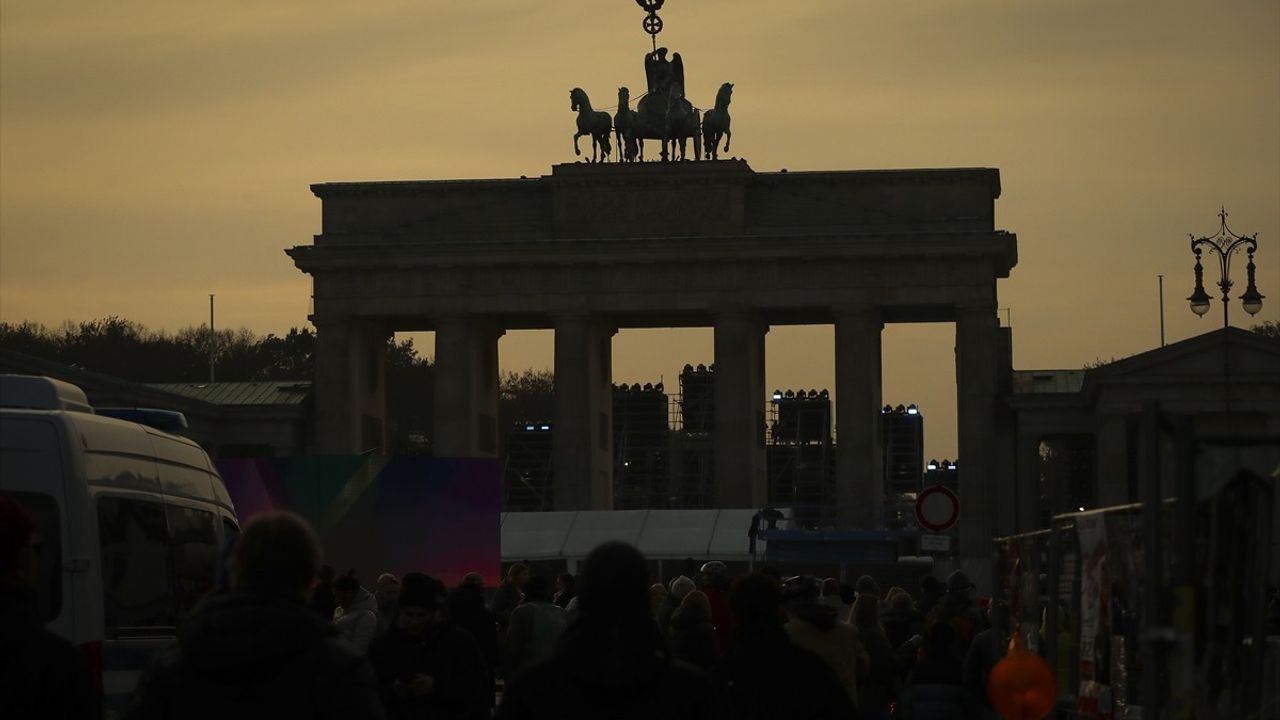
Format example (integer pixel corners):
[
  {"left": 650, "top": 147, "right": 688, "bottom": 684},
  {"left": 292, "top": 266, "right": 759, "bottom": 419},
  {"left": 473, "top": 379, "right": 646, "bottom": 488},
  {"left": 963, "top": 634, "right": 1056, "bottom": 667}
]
[{"left": 0, "top": 375, "right": 95, "bottom": 413}]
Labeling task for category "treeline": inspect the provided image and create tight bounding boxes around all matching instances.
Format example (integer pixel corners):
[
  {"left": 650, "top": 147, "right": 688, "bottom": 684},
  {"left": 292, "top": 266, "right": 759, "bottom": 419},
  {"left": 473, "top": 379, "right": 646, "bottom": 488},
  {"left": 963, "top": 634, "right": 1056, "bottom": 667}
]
[
  {"left": 0, "top": 317, "right": 320, "bottom": 383},
  {"left": 0, "top": 317, "right": 555, "bottom": 454}
]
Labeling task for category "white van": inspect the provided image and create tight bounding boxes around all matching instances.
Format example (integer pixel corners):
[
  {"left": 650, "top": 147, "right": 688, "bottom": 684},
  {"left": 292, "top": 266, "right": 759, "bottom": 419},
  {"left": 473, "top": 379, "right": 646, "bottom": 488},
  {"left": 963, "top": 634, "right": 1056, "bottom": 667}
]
[{"left": 0, "top": 375, "right": 239, "bottom": 718}]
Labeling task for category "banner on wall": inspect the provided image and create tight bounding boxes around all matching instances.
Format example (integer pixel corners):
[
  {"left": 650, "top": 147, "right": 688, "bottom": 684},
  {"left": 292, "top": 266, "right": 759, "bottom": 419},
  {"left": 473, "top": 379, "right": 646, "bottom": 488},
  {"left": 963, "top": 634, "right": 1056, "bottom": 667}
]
[
  {"left": 1077, "top": 513, "right": 1112, "bottom": 719},
  {"left": 215, "top": 456, "right": 501, "bottom": 588}
]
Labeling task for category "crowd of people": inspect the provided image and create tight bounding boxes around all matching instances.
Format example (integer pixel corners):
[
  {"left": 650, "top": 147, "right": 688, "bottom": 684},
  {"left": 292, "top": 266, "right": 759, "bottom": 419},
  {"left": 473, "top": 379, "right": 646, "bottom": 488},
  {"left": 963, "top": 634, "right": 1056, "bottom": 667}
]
[{"left": 1, "top": 499, "right": 1019, "bottom": 719}]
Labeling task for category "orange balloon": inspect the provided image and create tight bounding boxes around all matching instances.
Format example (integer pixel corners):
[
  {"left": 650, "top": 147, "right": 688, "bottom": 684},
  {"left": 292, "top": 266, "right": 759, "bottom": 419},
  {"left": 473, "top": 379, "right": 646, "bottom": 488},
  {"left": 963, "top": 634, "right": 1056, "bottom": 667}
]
[{"left": 987, "top": 633, "right": 1057, "bottom": 720}]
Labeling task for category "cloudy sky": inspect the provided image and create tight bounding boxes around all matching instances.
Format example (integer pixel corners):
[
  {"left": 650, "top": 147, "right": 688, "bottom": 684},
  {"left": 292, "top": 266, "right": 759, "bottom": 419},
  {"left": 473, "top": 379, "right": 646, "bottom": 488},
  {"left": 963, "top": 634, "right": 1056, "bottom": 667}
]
[{"left": 2, "top": 0, "right": 1277, "bottom": 459}]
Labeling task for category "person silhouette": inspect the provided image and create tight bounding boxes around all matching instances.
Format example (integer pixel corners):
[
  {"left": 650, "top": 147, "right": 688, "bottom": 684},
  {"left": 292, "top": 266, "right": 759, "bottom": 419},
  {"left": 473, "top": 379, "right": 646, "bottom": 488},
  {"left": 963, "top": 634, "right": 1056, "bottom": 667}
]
[
  {"left": 0, "top": 496, "right": 99, "bottom": 718},
  {"left": 496, "top": 541, "right": 717, "bottom": 719},
  {"left": 125, "top": 512, "right": 384, "bottom": 719}
]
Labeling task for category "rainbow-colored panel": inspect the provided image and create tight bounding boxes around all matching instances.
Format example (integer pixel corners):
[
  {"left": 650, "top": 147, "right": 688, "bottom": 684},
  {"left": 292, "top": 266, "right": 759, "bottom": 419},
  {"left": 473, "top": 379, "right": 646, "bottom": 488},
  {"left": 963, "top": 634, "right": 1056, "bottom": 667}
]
[{"left": 215, "top": 457, "right": 500, "bottom": 588}]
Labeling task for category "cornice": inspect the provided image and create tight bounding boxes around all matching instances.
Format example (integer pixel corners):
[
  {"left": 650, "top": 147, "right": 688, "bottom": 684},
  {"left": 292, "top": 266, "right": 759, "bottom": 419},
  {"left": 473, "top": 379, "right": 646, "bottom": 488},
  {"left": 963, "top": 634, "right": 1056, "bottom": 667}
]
[{"left": 286, "top": 230, "right": 1017, "bottom": 272}]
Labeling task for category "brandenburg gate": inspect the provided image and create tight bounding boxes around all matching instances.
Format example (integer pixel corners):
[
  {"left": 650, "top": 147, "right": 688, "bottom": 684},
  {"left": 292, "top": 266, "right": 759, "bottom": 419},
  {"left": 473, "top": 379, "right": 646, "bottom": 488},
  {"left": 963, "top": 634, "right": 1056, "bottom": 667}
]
[{"left": 286, "top": 161, "right": 1017, "bottom": 556}]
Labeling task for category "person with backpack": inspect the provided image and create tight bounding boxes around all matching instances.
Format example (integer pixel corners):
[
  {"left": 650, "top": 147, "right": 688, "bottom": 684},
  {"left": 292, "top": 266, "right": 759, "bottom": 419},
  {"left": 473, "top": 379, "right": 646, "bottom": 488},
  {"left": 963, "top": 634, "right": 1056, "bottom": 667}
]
[{"left": 897, "top": 622, "right": 966, "bottom": 720}]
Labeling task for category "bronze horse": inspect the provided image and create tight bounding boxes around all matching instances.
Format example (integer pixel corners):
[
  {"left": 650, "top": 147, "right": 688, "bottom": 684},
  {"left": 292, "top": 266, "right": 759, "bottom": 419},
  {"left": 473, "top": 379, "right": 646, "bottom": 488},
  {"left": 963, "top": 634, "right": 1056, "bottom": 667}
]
[
  {"left": 702, "top": 82, "right": 733, "bottom": 160},
  {"left": 614, "top": 87, "right": 642, "bottom": 163},
  {"left": 662, "top": 83, "right": 700, "bottom": 161},
  {"left": 570, "top": 88, "right": 613, "bottom": 163}
]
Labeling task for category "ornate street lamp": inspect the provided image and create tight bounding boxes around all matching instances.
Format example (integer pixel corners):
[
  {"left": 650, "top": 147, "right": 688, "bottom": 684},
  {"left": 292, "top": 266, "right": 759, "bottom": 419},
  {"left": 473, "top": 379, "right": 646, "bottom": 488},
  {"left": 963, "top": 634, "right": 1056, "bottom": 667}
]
[{"left": 1188, "top": 207, "right": 1264, "bottom": 327}]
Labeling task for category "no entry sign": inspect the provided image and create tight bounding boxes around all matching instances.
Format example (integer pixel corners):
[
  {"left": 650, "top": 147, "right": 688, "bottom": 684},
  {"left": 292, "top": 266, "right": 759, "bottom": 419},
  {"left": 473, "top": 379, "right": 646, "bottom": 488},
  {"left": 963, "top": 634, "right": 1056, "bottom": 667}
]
[{"left": 915, "top": 484, "right": 960, "bottom": 533}]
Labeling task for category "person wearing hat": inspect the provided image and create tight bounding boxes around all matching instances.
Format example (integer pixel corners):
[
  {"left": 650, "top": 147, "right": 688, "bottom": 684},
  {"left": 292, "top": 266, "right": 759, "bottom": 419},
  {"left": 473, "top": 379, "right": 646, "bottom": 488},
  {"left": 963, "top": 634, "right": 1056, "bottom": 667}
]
[
  {"left": 368, "top": 572, "right": 490, "bottom": 720},
  {"left": 925, "top": 570, "right": 986, "bottom": 669}
]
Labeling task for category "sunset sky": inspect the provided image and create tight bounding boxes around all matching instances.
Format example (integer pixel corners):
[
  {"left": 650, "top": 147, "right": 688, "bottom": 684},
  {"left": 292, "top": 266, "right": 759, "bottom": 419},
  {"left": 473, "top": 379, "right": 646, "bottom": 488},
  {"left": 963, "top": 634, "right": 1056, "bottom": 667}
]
[{"left": 2, "top": 1, "right": 1277, "bottom": 460}]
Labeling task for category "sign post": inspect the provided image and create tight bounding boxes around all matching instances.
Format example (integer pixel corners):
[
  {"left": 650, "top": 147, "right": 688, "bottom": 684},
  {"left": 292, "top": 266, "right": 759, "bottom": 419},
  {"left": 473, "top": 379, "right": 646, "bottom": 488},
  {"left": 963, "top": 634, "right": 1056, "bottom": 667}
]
[{"left": 916, "top": 484, "right": 960, "bottom": 554}]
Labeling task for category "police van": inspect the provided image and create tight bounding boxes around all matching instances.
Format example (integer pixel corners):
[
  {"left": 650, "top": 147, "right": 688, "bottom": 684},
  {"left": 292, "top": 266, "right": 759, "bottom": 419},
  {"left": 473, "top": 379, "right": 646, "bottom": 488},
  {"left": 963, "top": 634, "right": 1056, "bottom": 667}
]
[{"left": 0, "top": 375, "right": 239, "bottom": 717}]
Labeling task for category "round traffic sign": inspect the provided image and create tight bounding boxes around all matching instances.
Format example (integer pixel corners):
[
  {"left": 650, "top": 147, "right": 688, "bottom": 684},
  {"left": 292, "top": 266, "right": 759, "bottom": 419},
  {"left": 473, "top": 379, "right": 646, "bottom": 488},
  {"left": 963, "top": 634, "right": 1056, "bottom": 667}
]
[{"left": 915, "top": 484, "right": 960, "bottom": 533}]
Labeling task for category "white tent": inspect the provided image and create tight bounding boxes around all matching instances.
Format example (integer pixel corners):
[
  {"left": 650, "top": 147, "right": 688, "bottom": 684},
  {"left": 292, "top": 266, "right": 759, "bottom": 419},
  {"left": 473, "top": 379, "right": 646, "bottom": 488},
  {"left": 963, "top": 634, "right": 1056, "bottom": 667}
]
[{"left": 500, "top": 508, "right": 778, "bottom": 565}]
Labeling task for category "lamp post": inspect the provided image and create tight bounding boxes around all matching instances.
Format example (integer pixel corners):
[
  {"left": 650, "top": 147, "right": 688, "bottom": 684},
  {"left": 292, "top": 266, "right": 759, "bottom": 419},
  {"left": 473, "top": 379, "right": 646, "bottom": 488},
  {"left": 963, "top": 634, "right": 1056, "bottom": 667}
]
[{"left": 1187, "top": 207, "right": 1264, "bottom": 327}]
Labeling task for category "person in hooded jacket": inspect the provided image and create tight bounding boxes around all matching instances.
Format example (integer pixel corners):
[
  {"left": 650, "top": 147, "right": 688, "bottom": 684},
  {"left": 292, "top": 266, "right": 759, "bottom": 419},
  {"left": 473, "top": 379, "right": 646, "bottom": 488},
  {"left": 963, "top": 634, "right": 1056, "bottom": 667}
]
[
  {"left": 369, "top": 572, "right": 490, "bottom": 720},
  {"left": 124, "top": 511, "right": 384, "bottom": 720},
  {"left": 495, "top": 541, "right": 719, "bottom": 720},
  {"left": 0, "top": 496, "right": 100, "bottom": 719},
  {"left": 667, "top": 589, "right": 718, "bottom": 671},
  {"left": 333, "top": 574, "right": 379, "bottom": 654},
  {"left": 714, "top": 573, "right": 857, "bottom": 720},
  {"left": 781, "top": 575, "right": 867, "bottom": 712}
]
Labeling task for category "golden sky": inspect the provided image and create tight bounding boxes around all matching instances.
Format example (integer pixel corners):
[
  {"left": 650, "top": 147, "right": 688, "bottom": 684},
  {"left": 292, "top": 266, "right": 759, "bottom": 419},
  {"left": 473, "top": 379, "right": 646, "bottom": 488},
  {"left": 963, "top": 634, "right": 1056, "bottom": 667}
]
[{"left": 2, "top": 0, "right": 1277, "bottom": 459}]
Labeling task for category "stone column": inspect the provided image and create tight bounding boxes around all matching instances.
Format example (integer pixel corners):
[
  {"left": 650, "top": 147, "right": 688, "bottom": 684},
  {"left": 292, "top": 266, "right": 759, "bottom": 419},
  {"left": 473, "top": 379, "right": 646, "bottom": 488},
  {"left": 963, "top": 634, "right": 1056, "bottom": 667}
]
[
  {"left": 432, "top": 316, "right": 502, "bottom": 458},
  {"left": 713, "top": 311, "right": 767, "bottom": 508},
  {"left": 552, "top": 314, "right": 614, "bottom": 510},
  {"left": 1015, "top": 431, "right": 1044, "bottom": 532},
  {"left": 956, "top": 305, "right": 1000, "bottom": 593},
  {"left": 1095, "top": 414, "right": 1130, "bottom": 507},
  {"left": 313, "top": 318, "right": 388, "bottom": 454},
  {"left": 835, "top": 307, "right": 883, "bottom": 528}
]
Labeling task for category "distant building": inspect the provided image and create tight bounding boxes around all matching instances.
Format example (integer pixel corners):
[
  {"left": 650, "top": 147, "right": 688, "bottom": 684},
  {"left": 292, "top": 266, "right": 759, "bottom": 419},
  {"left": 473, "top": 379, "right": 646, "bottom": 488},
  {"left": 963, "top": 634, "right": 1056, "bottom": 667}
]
[
  {"left": 1004, "top": 328, "right": 1280, "bottom": 581},
  {"left": 0, "top": 349, "right": 311, "bottom": 458}
]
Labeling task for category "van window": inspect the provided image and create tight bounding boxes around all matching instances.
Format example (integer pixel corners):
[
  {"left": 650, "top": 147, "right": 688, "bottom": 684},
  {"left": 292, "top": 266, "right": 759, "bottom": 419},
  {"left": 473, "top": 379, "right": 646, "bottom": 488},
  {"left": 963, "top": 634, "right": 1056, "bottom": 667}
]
[
  {"left": 98, "top": 497, "right": 176, "bottom": 628},
  {"left": 2, "top": 491, "right": 62, "bottom": 622},
  {"left": 222, "top": 518, "right": 240, "bottom": 546},
  {"left": 166, "top": 505, "right": 219, "bottom": 620}
]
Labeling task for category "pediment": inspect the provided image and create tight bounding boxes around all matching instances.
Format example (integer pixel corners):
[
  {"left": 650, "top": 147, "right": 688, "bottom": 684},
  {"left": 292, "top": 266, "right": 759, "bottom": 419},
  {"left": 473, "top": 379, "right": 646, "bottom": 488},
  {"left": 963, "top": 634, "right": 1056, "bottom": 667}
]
[{"left": 1085, "top": 328, "right": 1280, "bottom": 385}]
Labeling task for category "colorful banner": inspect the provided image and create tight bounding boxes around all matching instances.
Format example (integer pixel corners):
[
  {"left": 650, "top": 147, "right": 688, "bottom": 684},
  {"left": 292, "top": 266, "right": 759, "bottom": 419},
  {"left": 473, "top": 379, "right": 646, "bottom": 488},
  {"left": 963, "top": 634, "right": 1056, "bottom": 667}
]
[
  {"left": 1077, "top": 513, "right": 1112, "bottom": 718},
  {"left": 215, "top": 456, "right": 501, "bottom": 588}
]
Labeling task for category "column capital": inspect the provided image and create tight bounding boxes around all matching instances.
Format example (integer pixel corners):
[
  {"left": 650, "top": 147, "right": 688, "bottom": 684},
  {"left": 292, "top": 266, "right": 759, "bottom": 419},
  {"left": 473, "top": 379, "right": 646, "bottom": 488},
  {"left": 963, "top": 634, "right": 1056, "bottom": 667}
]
[
  {"left": 551, "top": 312, "right": 617, "bottom": 335},
  {"left": 832, "top": 305, "right": 883, "bottom": 325},
  {"left": 310, "top": 315, "right": 352, "bottom": 331},
  {"left": 955, "top": 304, "right": 999, "bottom": 320},
  {"left": 711, "top": 307, "right": 769, "bottom": 333},
  {"left": 434, "top": 315, "right": 506, "bottom": 338}
]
